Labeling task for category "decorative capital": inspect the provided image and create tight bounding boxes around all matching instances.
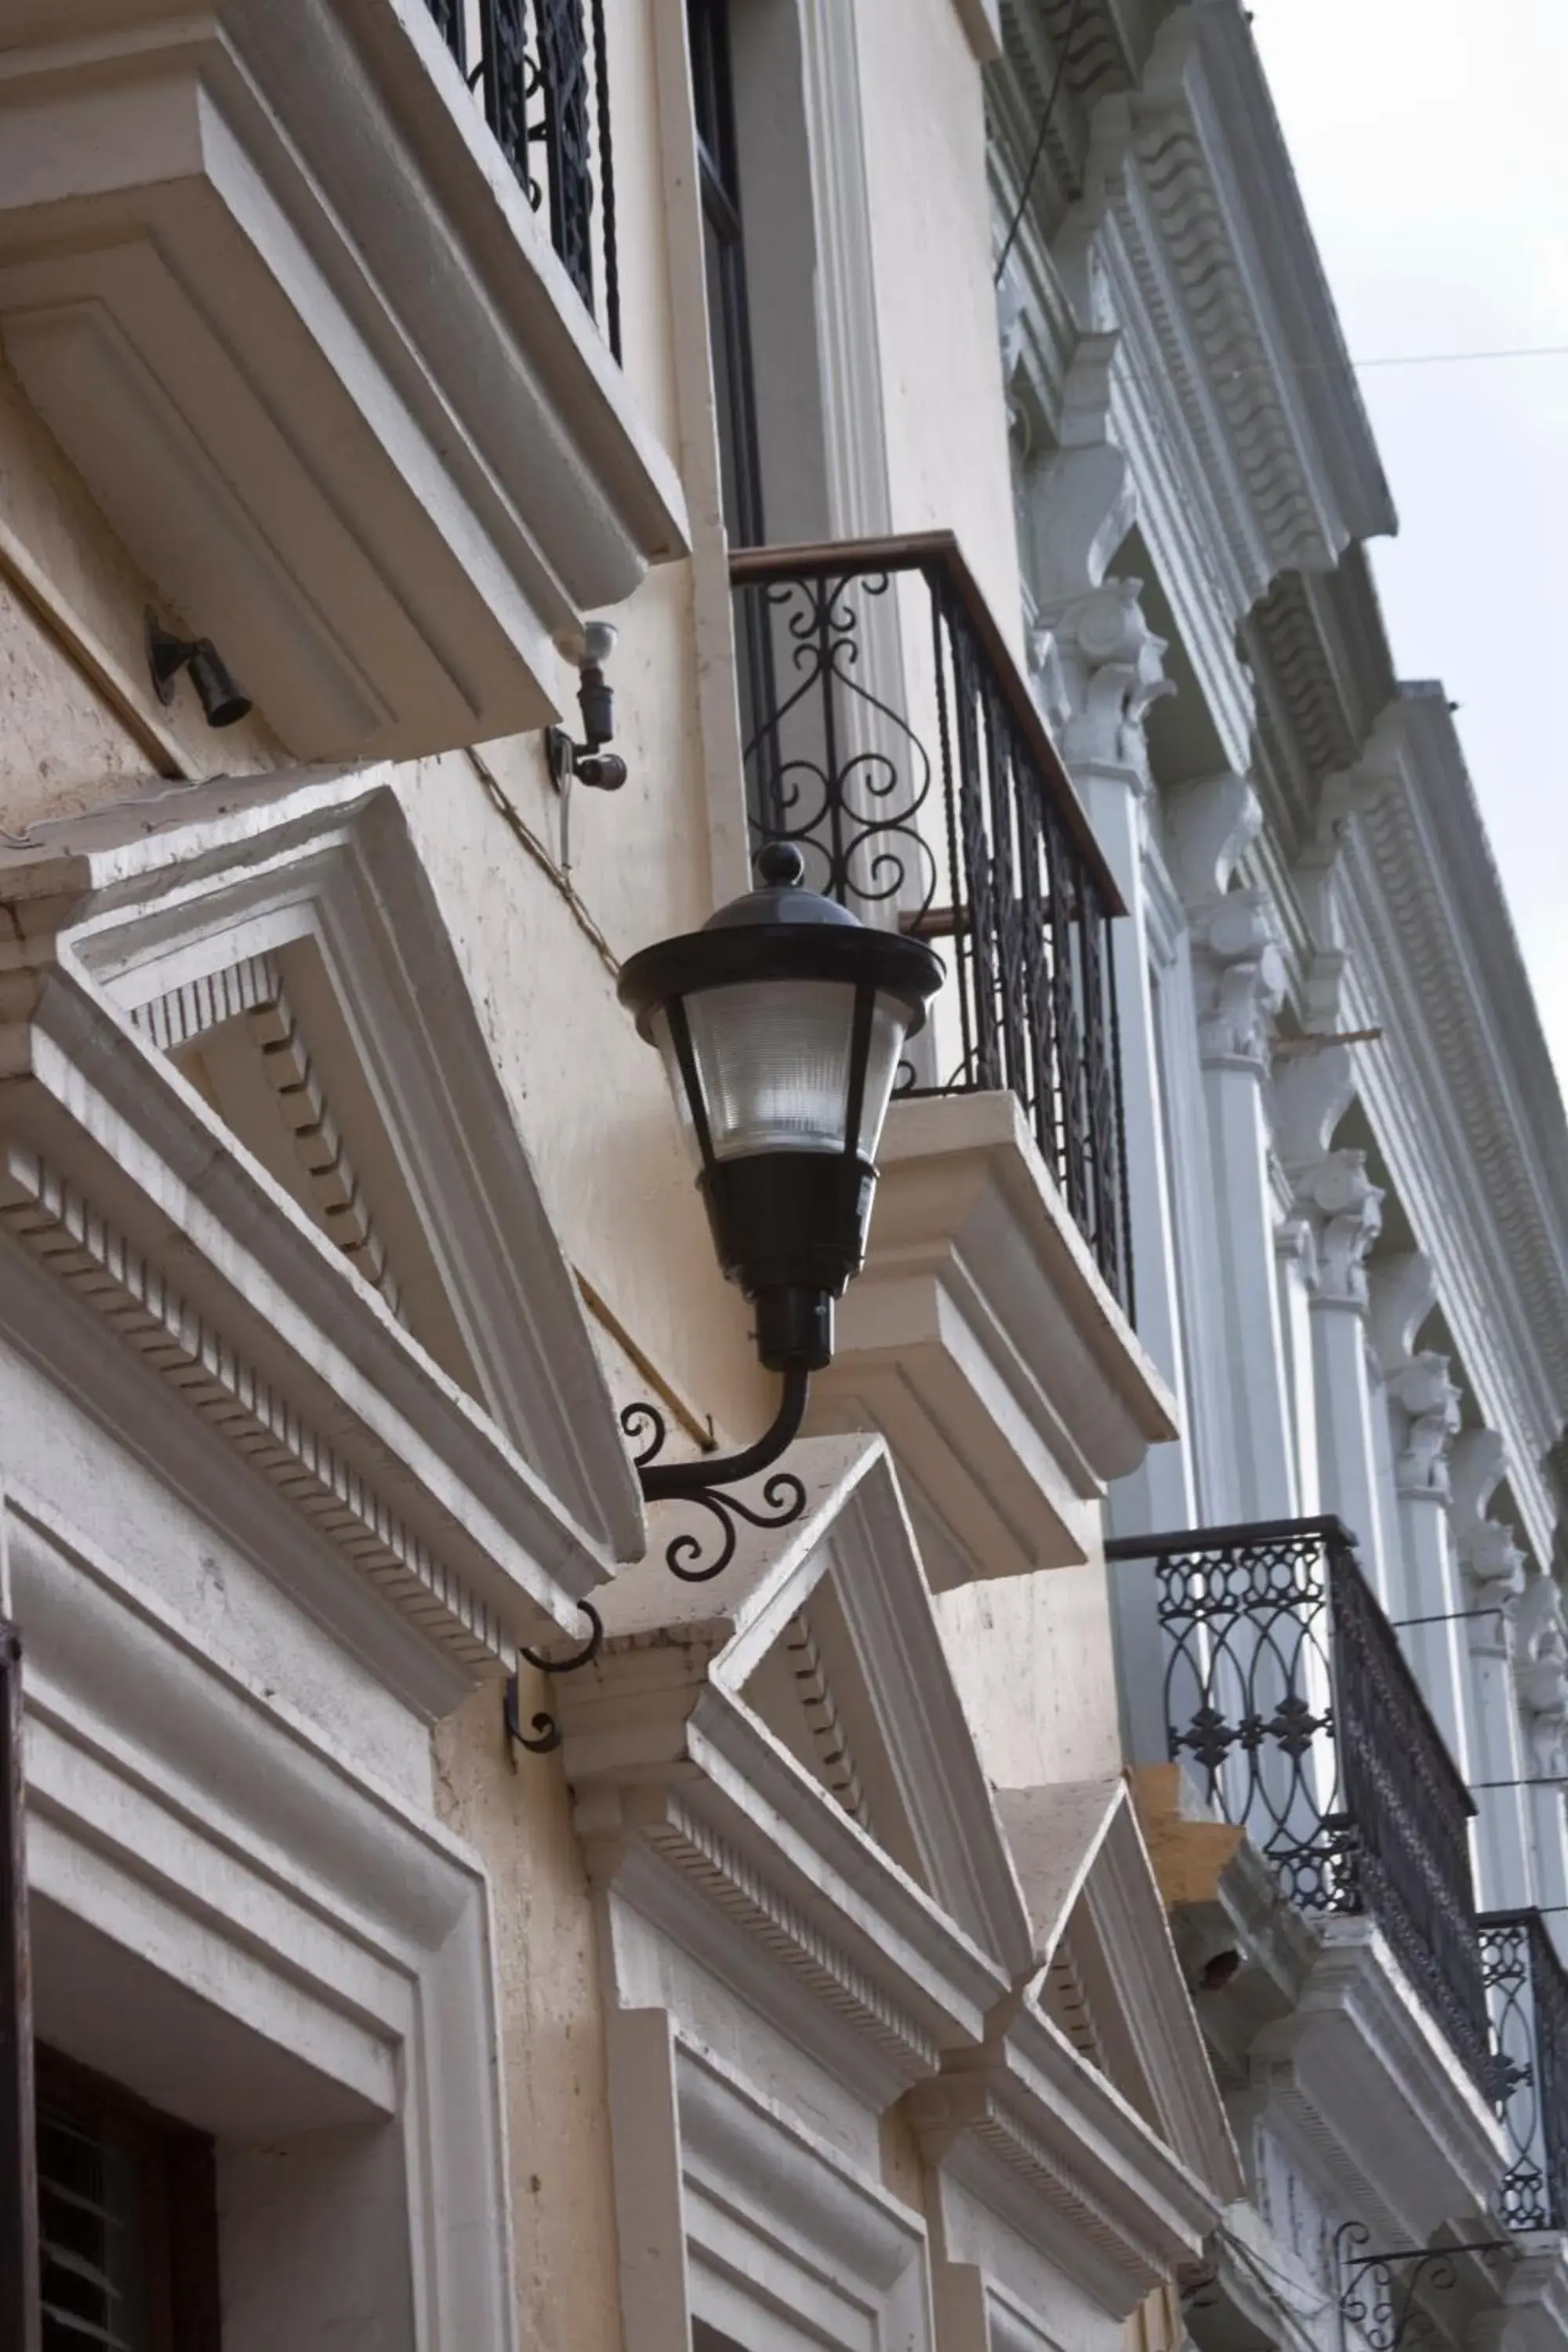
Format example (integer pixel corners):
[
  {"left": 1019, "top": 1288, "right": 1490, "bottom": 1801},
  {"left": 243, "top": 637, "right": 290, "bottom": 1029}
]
[
  {"left": 1292, "top": 1149, "right": 1384, "bottom": 1306},
  {"left": 1031, "top": 577, "right": 1174, "bottom": 779},
  {"left": 1464, "top": 1518, "right": 1527, "bottom": 1604},
  {"left": 1515, "top": 1573, "right": 1568, "bottom": 1774},
  {"left": 1388, "top": 1351, "right": 1463, "bottom": 1498},
  {"left": 1189, "top": 890, "right": 1284, "bottom": 1070}
]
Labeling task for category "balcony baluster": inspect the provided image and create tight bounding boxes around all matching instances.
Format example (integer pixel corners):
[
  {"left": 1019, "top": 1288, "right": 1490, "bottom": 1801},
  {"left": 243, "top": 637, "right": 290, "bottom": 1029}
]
[
  {"left": 731, "top": 532, "right": 1132, "bottom": 1312},
  {"left": 1105, "top": 1515, "right": 1493, "bottom": 2098},
  {"left": 424, "top": 0, "right": 620, "bottom": 358},
  {"left": 1480, "top": 1909, "right": 1568, "bottom": 2230}
]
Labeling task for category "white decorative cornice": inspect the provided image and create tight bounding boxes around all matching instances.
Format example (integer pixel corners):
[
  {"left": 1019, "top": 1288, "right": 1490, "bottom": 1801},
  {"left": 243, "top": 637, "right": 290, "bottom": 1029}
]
[
  {"left": 563, "top": 1440, "right": 1033, "bottom": 2092},
  {"left": 0, "top": 770, "right": 635, "bottom": 1672},
  {"left": 1339, "top": 686, "right": 1568, "bottom": 1535},
  {"left": 0, "top": 1141, "right": 507, "bottom": 1670}
]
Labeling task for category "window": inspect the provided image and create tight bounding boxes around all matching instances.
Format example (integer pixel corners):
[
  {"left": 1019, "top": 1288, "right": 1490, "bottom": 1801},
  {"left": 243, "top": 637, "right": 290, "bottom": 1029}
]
[
  {"left": 688, "top": 0, "right": 765, "bottom": 548},
  {"left": 35, "top": 2053, "right": 220, "bottom": 2352}
]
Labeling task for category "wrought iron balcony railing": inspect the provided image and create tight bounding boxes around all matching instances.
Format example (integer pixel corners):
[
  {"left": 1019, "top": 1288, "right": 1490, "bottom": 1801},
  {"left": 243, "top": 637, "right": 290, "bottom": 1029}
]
[
  {"left": 1105, "top": 1515, "right": 1493, "bottom": 2096},
  {"left": 1481, "top": 1909, "right": 1568, "bottom": 2229},
  {"left": 731, "top": 533, "right": 1131, "bottom": 1311},
  {"left": 423, "top": 0, "right": 620, "bottom": 359}
]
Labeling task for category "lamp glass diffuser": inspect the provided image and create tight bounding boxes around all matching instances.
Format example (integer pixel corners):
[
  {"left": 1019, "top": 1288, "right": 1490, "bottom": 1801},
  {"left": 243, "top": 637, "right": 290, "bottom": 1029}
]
[
  {"left": 653, "top": 980, "right": 906, "bottom": 1163},
  {"left": 618, "top": 844, "right": 942, "bottom": 1373}
]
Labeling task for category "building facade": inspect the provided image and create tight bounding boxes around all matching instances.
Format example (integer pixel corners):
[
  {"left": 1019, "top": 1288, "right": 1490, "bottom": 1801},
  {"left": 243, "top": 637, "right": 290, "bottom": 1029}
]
[{"left": 0, "top": 3, "right": 1561, "bottom": 2352}]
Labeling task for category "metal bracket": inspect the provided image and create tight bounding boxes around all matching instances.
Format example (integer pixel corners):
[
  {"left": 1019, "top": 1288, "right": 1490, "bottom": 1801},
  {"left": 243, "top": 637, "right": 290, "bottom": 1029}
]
[
  {"left": 625, "top": 1369, "right": 811, "bottom": 1583},
  {"left": 503, "top": 1601, "right": 604, "bottom": 1757},
  {"left": 1334, "top": 2223, "right": 1508, "bottom": 2351}
]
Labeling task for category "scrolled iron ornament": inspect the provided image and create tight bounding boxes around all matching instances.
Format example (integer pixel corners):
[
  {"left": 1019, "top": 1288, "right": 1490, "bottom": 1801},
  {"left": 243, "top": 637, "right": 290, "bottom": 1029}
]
[
  {"left": 622, "top": 1375, "right": 811, "bottom": 1584},
  {"left": 1333, "top": 2223, "right": 1507, "bottom": 2352},
  {"left": 503, "top": 1599, "right": 604, "bottom": 1756}
]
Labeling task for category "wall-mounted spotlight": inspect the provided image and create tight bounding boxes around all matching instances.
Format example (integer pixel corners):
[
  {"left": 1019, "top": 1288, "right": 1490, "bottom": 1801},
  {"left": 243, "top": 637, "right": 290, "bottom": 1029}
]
[
  {"left": 146, "top": 612, "right": 252, "bottom": 730},
  {"left": 548, "top": 621, "right": 627, "bottom": 793}
]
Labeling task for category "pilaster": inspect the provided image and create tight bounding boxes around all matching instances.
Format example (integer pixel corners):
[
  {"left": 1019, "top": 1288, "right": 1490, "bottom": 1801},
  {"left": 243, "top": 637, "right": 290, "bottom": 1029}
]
[
  {"left": 1272, "top": 1043, "right": 1385, "bottom": 1584},
  {"left": 1367, "top": 1250, "right": 1471, "bottom": 1774},
  {"left": 1164, "top": 773, "right": 1298, "bottom": 1521},
  {"left": 1450, "top": 1427, "right": 1533, "bottom": 1907}
]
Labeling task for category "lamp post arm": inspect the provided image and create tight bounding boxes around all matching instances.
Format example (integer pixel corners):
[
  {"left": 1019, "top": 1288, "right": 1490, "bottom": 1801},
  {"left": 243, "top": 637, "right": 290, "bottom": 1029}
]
[{"left": 633, "top": 1365, "right": 811, "bottom": 1501}]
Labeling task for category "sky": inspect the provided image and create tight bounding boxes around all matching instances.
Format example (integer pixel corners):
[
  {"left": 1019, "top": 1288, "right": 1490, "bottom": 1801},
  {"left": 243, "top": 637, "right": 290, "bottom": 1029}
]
[{"left": 1247, "top": 0, "right": 1568, "bottom": 1087}]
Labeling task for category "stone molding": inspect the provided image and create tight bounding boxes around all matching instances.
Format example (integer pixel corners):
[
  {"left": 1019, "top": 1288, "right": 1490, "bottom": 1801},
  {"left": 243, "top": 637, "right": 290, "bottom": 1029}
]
[
  {"left": 0, "top": 1140, "right": 505, "bottom": 1669},
  {"left": 0, "top": 771, "right": 640, "bottom": 1677},
  {"left": 13, "top": 1483, "right": 514, "bottom": 2350}
]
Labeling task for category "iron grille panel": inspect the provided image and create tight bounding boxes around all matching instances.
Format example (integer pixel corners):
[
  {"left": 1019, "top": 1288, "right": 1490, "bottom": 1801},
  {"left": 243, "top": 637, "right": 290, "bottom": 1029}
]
[
  {"left": 1481, "top": 1909, "right": 1568, "bottom": 2230},
  {"left": 731, "top": 537, "right": 1131, "bottom": 1312},
  {"left": 423, "top": 0, "right": 620, "bottom": 358},
  {"left": 1106, "top": 1516, "right": 1492, "bottom": 2097}
]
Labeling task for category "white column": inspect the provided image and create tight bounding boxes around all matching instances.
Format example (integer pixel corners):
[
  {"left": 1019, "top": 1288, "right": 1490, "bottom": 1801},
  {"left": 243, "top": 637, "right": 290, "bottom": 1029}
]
[
  {"left": 1272, "top": 1045, "right": 1385, "bottom": 1582},
  {"left": 1451, "top": 1428, "right": 1534, "bottom": 1909},
  {"left": 1031, "top": 580, "right": 1191, "bottom": 1764},
  {"left": 1165, "top": 775, "right": 1298, "bottom": 1523}
]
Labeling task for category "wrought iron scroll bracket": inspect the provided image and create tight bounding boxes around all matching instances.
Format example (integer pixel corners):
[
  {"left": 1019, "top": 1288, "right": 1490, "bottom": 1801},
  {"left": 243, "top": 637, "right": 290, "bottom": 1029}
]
[
  {"left": 1333, "top": 2223, "right": 1508, "bottom": 2352},
  {"left": 625, "top": 1367, "right": 811, "bottom": 1584},
  {"left": 503, "top": 1601, "right": 604, "bottom": 1757}
]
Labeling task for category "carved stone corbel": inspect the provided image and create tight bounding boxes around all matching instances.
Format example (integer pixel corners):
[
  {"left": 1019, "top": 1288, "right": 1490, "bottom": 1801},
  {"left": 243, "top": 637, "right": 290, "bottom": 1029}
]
[
  {"left": 1515, "top": 1573, "right": 1568, "bottom": 1779},
  {"left": 1270, "top": 1038, "right": 1383, "bottom": 1306},
  {"left": 1449, "top": 1428, "right": 1526, "bottom": 1606},
  {"left": 1163, "top": 775, "right": 1283, "bottom": 1072},
  {"left": 1031, "top": 580, "right": 1175, "bottom": 775},
  {"left": 1367, "top": 1251, "right": 1461, "bottom": 1497}
]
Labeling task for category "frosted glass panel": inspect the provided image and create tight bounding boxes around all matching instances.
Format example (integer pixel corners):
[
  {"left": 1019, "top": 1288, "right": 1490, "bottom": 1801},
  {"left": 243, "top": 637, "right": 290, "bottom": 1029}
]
[{"left": 654, "top": 983, "right": 908, "bottom": 1163}]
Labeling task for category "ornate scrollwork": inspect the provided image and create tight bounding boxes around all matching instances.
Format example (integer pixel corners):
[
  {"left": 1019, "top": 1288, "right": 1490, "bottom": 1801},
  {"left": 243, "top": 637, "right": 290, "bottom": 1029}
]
[
  {"left": 743, "top": 572, "right": 939, "bottom": 919},
  {"left": 1108, "top": 1516, "right": 1494, "bottom": 2097},
  {"left": 1333, "top": 2223, "right": 1507, "bottom": 2352},
  {"left": 622, "top": 1395, "right": 808, "bottom": 1584},
  {"left": 1481, "top": 1910, "right": 1568, "bottom": 2228},
  {"left": 503, "top": 1600, "right": 604, "bottom": 1756}
]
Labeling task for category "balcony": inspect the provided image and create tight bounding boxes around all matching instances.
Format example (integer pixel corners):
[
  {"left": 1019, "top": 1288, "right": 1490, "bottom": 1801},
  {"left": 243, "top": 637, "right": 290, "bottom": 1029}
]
[
  {"left": 1482, "top": 1910, "right": 1568, "bottom": 2231},
  {"left": 732, "top": 535, "right": 1174, "bottom": 1584},
  {"left": 420, "top": 0, "right": 619, "bottom": 358},
  {"left": 0, "top": 0, "right": 685, "bottom": 761},
  {"left": 1107, "top": 1517, "right": 1493, "bottom": 2096}
]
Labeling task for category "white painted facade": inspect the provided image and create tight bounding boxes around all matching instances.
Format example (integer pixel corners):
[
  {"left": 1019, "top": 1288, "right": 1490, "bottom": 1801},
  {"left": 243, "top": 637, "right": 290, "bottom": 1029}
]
[
  {"left": 0, "top": 2, "right": 1561, "bottom": 2350},
  {"left": 990, "top": 2, "right": 1568, "bottom": 2347}
]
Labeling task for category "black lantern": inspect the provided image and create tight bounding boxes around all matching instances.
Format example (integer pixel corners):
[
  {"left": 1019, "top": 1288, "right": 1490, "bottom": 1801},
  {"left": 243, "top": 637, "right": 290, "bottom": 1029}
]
[
  {"left": 619, "top": 843, "right": 942, "bottom": 1381},
  {"left": 506, "top": 844, "right": 942, "bottom": 1746}
]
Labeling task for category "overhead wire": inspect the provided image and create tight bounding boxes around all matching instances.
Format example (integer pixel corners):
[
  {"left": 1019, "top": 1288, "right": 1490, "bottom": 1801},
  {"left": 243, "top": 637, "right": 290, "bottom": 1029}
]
[{"left": 994, "top": 0, "right": 1089, "bottom": 285}]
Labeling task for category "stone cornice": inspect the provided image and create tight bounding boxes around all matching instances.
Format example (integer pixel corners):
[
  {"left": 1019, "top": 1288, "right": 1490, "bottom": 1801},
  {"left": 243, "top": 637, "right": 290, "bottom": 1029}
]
[
  {"left": 0, "top": 772, "right": 637, "bottom": 1674},
  {"left": 1336, "top": 691, "right": 1568, "bottom": 1534}
]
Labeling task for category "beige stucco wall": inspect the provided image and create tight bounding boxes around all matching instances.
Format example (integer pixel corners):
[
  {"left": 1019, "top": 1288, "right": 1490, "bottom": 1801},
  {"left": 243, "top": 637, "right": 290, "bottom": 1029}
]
[
  {"left": 856, "top": 0, "right": 1022, "bottom": 641},
  {"left": 0, "top": 2, "right": 1143, "bottom": 2340}
]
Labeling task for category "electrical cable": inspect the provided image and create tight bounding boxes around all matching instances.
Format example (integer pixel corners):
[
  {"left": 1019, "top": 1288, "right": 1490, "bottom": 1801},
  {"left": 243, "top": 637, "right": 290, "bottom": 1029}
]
[{"left": 994, "top": 0, "right": 1089, "bottom": 285}]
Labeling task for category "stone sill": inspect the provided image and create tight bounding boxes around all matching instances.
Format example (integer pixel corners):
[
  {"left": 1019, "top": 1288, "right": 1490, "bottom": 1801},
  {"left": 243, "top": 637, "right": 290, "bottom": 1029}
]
[{"left": 811, "top": 1091, "right": 1179, "bottom": 1588}]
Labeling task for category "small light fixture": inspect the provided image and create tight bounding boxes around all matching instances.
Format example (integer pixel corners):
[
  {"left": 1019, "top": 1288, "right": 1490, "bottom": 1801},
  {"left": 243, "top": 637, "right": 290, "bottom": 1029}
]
[
  {"left": 146, "top": 612, "right": 252, "bottom": 730},
  {"left": 548, "top": 620, "right": 627, "bottom": 793},
  {"left": 617, "top": 842, "right": 941, "bottom": 1512}
]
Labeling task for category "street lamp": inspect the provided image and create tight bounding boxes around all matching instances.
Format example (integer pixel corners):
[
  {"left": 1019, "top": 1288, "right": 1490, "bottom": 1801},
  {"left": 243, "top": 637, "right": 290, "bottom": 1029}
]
[
  {"left": 617, "top": 841, "right": 942, "bottom": 1498},
  {"left": 506, "top": 843, "right": 942, "bottom": 1742}
]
